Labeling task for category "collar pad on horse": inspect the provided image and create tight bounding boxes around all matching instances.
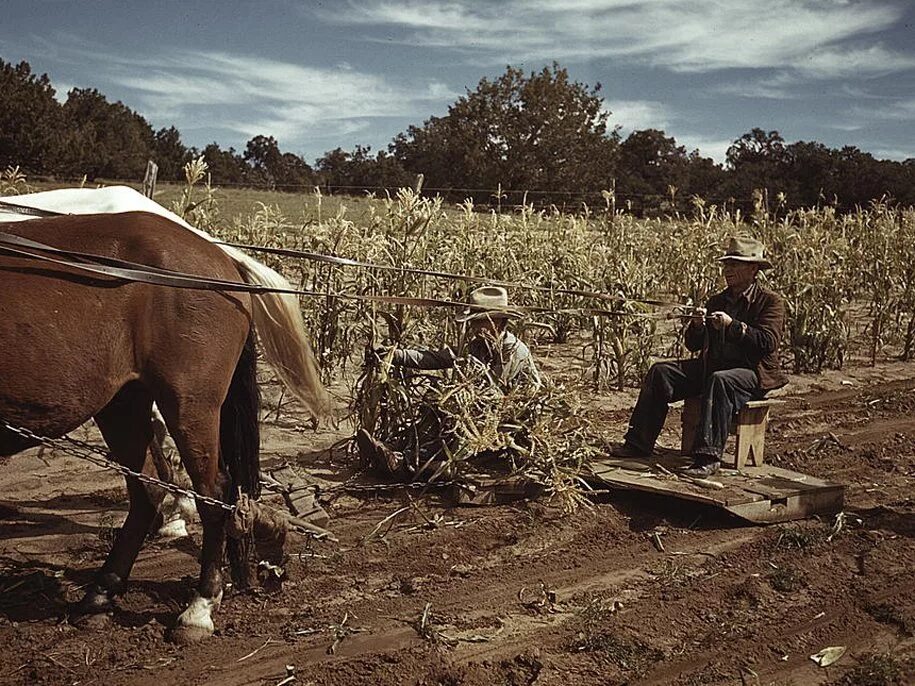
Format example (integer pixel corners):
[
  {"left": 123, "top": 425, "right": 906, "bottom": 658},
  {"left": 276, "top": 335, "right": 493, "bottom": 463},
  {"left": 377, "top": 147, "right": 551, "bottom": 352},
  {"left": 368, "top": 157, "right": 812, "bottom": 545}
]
[{"left": 0, "top": 199, "right": 66, "bottom": 218}]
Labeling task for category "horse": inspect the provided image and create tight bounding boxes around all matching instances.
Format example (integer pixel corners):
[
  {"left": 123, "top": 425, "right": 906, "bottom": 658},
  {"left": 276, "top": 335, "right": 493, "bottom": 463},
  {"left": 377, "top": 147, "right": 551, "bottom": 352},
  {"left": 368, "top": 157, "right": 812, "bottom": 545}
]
[
  {"left": 0, "top": 209, "right": 326, "bottom": 643},
  {"left": 1, "top": 185, "right": 329, "bottom": 537}
]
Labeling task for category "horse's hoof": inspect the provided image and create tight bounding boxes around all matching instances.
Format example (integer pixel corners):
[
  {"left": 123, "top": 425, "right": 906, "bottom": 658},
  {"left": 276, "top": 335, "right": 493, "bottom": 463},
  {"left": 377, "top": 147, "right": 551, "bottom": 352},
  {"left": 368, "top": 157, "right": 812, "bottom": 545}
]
[
  {"left": 71, "top": 591, "right": 117, "bottom": 617},
  {"left": 170, "top": 623, "right": 213, "bottom": 644},
  {"left": 157, "top": 518, "right": 189, "bottom": 539}
]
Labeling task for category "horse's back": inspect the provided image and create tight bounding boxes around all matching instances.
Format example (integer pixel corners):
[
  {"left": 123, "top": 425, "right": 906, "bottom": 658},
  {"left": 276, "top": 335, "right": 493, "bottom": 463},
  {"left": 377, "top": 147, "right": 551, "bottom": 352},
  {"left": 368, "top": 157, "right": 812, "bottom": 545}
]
[{"left": 0, "top": 212, "right": 253, "bottom": 445}]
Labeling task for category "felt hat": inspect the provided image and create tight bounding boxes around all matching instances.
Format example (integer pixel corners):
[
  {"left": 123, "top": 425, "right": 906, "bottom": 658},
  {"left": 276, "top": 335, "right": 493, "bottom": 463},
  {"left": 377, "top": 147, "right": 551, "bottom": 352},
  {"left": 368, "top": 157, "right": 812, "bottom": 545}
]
[
  {"left": 718, "top": 236, "right": 773, "bottom": 270},
  {"left": 455, "top": 286, "right": 522, "bottom": 322}
]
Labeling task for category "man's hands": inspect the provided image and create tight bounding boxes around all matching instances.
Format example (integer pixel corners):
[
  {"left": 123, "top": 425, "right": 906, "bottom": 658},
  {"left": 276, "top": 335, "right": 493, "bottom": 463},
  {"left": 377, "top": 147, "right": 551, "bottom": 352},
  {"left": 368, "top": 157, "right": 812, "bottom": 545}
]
[
  {"left": 707, "top": 311, "right": 733, "bottom": 330},
  {"left": 681, "top": 307, "right": 707, "bottom": 328},
  {"left": 678, "top": 308, "right": 733, "bottom": 331}
]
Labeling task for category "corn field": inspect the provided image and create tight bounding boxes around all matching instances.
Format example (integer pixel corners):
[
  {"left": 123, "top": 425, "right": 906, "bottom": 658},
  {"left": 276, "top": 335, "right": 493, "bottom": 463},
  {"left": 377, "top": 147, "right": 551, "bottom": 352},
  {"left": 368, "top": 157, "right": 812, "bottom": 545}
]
[
  {"left": 154, "top": 164, "right": 915, "bottom": 387},
  {"left": 7, "top": 163, "right": 915, "bottom": 382}
]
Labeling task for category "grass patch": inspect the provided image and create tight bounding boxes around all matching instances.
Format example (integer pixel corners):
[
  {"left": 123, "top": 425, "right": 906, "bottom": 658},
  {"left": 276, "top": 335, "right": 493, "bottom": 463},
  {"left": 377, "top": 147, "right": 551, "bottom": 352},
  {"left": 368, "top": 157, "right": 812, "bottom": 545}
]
[
  {"left": 773, "top": 523, "right": 828, "bottom": 551},
  {"left": 832, "top": 653, "right": 909, "bottom": 686},
  {"left": 568, "top": 600, "right": 662, "bottom": 675},
  {"left": 769, "top": 566, "right": 807, "bottom": 593},
  {"left": 865, "top": 602, "right": 915, "bottom": 637}
]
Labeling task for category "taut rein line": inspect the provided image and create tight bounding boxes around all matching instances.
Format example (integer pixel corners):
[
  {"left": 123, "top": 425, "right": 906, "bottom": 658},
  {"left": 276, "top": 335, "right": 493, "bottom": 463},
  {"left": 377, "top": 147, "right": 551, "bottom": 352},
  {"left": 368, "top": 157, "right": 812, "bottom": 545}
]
[
  {"left": 217, "top": 241, "right": 675, "bottom": 308},
  {"left": 0, "top": 230, "right": 674, "bottom": 319}
]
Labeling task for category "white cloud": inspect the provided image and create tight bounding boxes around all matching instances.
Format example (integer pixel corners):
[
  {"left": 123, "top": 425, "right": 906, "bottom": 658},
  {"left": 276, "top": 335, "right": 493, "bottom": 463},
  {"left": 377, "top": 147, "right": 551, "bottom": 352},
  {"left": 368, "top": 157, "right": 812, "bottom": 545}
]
[
  {"left": 868, "top": 146, "right": 914, "bottom": 161},
  {"left": 714, "top": 73, "right": 802, "bottom": 100},
  {"left": 325, "top": 0, "right": 912, "bottom": 77},
  {"left": 604, "top": 100, "right": 671, "bottom": 132},
  {"left": 795, "top": 44, "right": 915, "bottom": 79},
  {"left": 866, "top": 97, "right": 915, "bottom": 121},
  {"left": 34, "top": 44, "right": 458, "bottom": 150},
  {"left": 675, "top": 135, "right": 735, "bottom": 163}
]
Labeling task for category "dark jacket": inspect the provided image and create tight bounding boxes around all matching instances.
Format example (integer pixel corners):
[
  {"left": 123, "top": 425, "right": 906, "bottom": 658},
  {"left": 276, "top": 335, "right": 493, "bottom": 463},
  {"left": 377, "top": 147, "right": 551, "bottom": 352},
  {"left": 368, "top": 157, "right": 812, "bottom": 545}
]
[{"left": 684, "top": 283, "right": 789, "bottom": 391}]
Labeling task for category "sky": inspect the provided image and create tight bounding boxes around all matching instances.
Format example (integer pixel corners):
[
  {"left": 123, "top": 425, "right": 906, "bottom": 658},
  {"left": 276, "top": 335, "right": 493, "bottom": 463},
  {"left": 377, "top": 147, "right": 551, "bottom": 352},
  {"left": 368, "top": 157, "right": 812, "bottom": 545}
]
[{"left": 2, "top": 0, "right": 914, "bottom": 165}]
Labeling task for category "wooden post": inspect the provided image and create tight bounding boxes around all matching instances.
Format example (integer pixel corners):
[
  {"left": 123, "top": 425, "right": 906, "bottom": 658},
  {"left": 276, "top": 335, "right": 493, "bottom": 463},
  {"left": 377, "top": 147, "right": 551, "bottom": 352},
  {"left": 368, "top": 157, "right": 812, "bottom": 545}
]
[
  {"left": 142, "top": 160, "right": 158, "bottom": 199},
  {"left": 680, "top": 397, "right": 701, "bottom": 455}
]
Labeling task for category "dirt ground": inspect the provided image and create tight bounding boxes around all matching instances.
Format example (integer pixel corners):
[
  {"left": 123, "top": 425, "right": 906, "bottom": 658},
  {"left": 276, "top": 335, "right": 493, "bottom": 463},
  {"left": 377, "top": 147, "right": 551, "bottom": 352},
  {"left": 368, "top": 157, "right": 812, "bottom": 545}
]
[{"left": 2, "top": 345, "right": 915, "bottom": 686}]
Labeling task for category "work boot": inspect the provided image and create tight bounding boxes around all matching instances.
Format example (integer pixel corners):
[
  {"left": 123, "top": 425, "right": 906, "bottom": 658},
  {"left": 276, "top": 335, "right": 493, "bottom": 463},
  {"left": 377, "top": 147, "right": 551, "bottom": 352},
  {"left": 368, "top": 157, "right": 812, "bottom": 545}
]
[
  {"left": 355, "top": 429, "right": 404, "bottom": 475},
  {"left": 609, "top": 442, "right": 652, "bottom": 459},
  {"left": 679, "top": 458, "right": 721, "bottom": 478}
]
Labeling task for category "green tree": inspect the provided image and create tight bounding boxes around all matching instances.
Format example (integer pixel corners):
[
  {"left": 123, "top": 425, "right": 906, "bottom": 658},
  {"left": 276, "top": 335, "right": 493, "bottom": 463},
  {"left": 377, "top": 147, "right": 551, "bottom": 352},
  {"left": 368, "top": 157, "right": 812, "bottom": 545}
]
[
  {"left": 617, "top": 129, "right": 689, "bottom": 210},
  {"left": 243, "top": 135, "right": 315, "bottom": 189},
  {"left": 724, "top": 128, "right": 789, "bottom": 202},
  {"left": 0, "top": 59, "right": 66, "bottom": 173},
  {"left": 391, "top": 63, "right": 618, "bottom": 197},
  {"left": 154, "top": 126, "right": 191, "bottom": 181},
  {"left": 61, "top": 88, "right": 155, "bottom": 179},
  {"left": 315, "top": 145, "right": 411, "bottom": 190},
  {"left": 201, "top": 142, "right": 247, "bottom": 183}
]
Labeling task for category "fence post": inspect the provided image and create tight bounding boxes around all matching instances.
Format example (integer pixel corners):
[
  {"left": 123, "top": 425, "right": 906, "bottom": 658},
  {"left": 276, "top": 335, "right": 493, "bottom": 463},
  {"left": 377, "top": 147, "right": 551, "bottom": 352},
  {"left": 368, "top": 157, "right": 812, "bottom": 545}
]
[
  {"left": 413, "top": 173, "right": 424, "bottom": 194},
  {"left": 142, "top": 160, "right": 158, "bottom": 199}
]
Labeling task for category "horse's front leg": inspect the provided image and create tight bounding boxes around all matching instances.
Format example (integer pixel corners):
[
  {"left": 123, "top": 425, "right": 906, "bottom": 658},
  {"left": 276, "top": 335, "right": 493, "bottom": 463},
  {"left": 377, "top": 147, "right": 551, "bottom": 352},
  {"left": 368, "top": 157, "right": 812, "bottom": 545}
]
[{"left": 74, "top": 387, "right": 160, "bottom": 616}]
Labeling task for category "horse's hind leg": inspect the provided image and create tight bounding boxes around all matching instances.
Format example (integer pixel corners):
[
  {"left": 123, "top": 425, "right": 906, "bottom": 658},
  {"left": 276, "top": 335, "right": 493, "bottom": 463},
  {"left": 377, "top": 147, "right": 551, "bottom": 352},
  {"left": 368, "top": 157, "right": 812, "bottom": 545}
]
[
  {"left": 73, "top": 383, "right": 160, "bottom": 616},
  {"left": 149, "top": 405, "right": 195, "bottom": 539}
]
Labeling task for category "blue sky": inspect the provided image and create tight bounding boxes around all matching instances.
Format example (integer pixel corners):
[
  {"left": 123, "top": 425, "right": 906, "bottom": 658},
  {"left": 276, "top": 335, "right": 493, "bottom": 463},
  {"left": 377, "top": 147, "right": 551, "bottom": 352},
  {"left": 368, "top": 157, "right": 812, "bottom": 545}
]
[{"left": 2, "top": 0, "right": 914, "bottom": 164}]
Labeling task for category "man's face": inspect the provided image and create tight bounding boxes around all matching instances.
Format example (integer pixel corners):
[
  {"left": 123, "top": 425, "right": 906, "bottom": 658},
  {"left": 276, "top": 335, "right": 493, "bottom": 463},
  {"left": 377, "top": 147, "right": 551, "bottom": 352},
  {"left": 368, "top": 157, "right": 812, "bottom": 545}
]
[
  {"left": 722, "top": 260, "right": 759, "bottom": 290},
  {"left": 468, "top": 317, "right": 505, "bottom": 339}
]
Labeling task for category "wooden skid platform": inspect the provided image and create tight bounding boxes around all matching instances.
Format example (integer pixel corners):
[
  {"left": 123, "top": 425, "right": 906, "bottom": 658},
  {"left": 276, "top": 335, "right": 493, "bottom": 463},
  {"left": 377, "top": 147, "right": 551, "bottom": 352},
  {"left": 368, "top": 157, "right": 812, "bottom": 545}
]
[{"left": 588, "top": 453, "right": 845, "bottom": 524}]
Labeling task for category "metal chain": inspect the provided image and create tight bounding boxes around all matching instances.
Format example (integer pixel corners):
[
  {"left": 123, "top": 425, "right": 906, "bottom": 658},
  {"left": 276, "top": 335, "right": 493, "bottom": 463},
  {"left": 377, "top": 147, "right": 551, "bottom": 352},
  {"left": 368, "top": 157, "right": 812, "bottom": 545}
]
[{"left": 2, "top": 421, "right": 235, "bottom": 512}]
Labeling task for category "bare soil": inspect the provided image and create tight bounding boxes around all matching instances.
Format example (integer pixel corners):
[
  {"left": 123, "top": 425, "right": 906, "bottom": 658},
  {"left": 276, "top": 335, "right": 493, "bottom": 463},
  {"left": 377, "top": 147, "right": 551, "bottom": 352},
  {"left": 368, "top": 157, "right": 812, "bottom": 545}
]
[{"left": 2, "top": 346, "right": 915, "bottom": 686}]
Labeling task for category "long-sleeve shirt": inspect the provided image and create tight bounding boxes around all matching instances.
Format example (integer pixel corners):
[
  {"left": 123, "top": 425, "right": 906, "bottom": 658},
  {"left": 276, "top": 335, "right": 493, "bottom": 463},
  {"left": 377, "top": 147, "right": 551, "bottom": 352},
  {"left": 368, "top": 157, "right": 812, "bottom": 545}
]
[
  {"left": 390, "top": 331, "right": 541, "bottom": 391},
  {"left": 684, "top": 282, "right": 788, "bottom": 391}
]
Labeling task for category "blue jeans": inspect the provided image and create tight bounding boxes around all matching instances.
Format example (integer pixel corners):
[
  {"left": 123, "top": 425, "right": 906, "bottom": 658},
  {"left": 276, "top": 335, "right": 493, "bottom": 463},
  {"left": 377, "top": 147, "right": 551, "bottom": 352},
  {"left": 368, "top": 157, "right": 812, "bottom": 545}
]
[{"left": 624, "top": 359, "right": 761, "bottom": 461}]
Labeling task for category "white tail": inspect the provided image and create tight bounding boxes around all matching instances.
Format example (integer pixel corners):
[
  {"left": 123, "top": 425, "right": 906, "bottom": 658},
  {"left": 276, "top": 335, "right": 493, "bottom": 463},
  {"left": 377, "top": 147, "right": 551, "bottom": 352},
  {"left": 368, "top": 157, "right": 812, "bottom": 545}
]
[
  {"left": 1, "top": 186, "right": 331, "bottom": 418},
  {"left": 222, "top": 246, "right": 331, "bottom": 417}
]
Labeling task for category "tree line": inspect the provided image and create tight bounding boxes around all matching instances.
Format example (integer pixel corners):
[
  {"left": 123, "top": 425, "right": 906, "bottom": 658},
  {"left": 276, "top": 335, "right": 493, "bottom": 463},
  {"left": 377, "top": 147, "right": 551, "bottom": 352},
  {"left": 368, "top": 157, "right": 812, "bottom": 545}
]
[{"left": 2, "top": 59, "right": 913, "bottom": 212}]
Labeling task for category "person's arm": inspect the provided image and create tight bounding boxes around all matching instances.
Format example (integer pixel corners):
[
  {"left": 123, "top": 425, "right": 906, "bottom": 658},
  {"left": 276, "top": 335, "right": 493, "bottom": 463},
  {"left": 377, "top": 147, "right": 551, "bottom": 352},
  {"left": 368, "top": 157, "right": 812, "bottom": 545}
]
[
  {"left": 724, "top": 292, "right": 784, "bottom": 356},
  {"left": 391, "top": 347, "right": 458, "bottom": 370},
  {"left": 503, "top": 338, "right": 542, "bottom": 391},
  {"left": 684, "top": 301, "right": 713, "bottom": 352}
]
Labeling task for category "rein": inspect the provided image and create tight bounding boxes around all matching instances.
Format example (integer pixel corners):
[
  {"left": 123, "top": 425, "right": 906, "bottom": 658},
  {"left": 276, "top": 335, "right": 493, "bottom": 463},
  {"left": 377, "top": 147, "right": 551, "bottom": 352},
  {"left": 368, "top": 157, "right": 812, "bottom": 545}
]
[{"left": 0, "top": 231, "right": 674, "bottom": 320}]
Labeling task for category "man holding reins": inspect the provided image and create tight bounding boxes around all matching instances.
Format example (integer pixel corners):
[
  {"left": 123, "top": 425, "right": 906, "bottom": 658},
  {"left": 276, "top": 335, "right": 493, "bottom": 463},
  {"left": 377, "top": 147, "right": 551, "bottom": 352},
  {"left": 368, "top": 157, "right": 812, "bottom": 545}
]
[{"left": 614, "top": 237, "right": 788, "bottom": 476}]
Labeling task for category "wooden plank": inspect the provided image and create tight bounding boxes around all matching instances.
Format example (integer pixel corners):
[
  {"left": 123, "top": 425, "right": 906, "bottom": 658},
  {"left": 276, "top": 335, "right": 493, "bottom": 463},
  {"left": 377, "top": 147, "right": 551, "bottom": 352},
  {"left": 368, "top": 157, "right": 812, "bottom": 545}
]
[
  {"left": 265, "top": 465, "right": 330, "bottom": 527},
  {"left": 451, "top": 475, "right": 543, "bottom": 506},
  {"left": 587, "top": 458, "right": 845, "bottom": 524}
]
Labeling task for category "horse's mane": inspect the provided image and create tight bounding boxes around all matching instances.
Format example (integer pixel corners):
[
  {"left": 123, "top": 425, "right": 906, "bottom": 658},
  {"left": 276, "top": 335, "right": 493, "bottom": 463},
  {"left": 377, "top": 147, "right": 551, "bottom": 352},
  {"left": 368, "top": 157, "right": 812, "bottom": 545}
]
[{"left": 1, "top": 186, "right": 330, "bottom": 418}]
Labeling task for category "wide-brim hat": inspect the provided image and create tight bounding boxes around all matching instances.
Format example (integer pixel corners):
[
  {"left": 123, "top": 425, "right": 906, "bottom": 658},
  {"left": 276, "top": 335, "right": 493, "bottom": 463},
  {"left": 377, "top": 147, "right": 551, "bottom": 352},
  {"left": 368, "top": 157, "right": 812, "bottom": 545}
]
[
  {"left": 718, "top": 236, "right": 773, "bottom": 270},
  {"left": 455, "top": 286, "right": 523, "bottom": 322}
]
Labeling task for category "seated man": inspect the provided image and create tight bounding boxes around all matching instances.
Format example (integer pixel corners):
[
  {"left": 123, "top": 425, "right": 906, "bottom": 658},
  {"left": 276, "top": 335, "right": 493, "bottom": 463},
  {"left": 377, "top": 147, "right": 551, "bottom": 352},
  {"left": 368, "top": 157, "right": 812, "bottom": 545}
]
[
  {"left": 615, "top": 237, "right": 788, "bottom": 476},
  {"left": 356, "top": 285, "right": 541, "bottom": 477}
]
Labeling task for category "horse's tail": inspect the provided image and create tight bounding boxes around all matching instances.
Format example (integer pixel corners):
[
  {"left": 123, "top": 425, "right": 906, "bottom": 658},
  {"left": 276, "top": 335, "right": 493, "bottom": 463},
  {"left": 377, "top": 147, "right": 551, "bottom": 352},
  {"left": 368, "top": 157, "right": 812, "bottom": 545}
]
[
  {"left": 226, "top": 248, "right": 331, "bottom": 420},
  {"left": 221, "top": 328, "right": 261, "bottom": 587}
]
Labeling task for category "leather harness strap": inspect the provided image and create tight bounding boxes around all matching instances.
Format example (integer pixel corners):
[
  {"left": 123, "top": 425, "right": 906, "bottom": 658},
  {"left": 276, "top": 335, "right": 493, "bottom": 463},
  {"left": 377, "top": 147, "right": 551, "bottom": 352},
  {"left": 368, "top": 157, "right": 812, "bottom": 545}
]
[
  {"left": 0, "top": 230, "right": 669, "bottom": 319},
  {"left": 0, "top": 199, "right": 65, "bottom": 218}
]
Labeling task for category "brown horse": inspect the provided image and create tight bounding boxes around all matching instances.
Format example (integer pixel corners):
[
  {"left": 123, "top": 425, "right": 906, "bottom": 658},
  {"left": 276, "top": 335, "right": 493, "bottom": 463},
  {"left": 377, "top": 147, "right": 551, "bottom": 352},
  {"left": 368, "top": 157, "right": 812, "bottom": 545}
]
[{"left": 0, "top": 211, "right": 301, "bottom": 642}]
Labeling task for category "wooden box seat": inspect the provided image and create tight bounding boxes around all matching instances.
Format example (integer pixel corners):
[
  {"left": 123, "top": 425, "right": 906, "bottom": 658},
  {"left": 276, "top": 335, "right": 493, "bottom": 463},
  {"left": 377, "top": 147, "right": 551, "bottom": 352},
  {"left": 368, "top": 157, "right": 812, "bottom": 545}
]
[{"left": 677, "top": 397, "right": 783, "bottom": 469}]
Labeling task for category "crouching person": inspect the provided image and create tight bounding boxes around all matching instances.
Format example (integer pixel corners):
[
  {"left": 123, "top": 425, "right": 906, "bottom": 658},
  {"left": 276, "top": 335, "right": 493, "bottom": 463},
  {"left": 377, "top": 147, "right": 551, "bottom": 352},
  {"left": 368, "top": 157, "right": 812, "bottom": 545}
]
[
  {"left": 355, "top": 286, "right": 541, "bottom": 480},
  {"left": 613, "top": 237, "right": 788, "bottom": 476}
]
